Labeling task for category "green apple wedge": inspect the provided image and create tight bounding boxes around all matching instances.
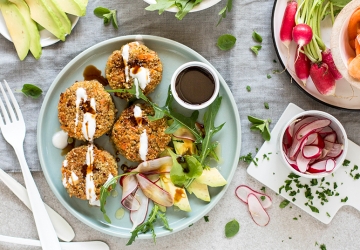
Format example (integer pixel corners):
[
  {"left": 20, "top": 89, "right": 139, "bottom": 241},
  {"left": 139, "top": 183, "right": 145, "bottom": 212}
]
[
  {"left": 0, "top": 0, "right": 30, "bottom": 60},
  {"left": 9, "top": 0, "right": 41, "bottom": 59},
  {"left": 23, "top": 0, "right": 66, "bottom": 41},
  {"left": 43, "top": 0, "right": 71, "bottom": 34},
  {"left": 52, "top": 0, "right": 86, "bottom": 16}
]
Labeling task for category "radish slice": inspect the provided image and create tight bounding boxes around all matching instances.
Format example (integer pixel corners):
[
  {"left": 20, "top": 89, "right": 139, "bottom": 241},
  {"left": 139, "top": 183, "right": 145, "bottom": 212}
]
[
  {"left": 318, "top": 126, "right": 334, "bottom": 136},
  {"left": 136, "top": 174, "right": 173, "bottom": 207},
  {"left": 130, "top": 188, "right": 149, "bottom": 231},
  {"left": 293, "top": 116, "right": 318, "bottom": 133},
  {"left": 325, "top": 159, "right": 336, "bottom": 172},
  {"left": 132, "top": 156, "right": 173, "bottom": 174},
  {"left": 324, "top": 139, "right": 335, "bottom": 152},
  {"left": 235, "top": 185, "right": 272, "bottom": 209},
  {"left": 247, "top": 193, "right": 270, "bottom": 226},
  {"left": 327, "top": 143, "right": 343, "bottom": 158},
  {"left": 295, "top": 119, "right": 331, "bottom": 140},
  {"left": 296, "top": 150, "right": 311, "bottom": 172},
  {"left": 305, "top": 133, "right": 317, "bottom": 145},
  {"left": 121, "top": 175, "right": 140, "bottom": 211},
  {"left": 324, "top": 133, "right": 336, "bottom": 143},
  {"left": 307, "top": 160, "right": 327, "bottom": 173},
  {"left": 302, "top": 145, "right": 322, "bottom": 159}
]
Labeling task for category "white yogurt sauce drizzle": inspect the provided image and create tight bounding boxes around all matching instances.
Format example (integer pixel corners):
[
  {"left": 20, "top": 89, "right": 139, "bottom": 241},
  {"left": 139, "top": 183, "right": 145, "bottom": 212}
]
[
  {"left": 134, "top": 78, "right": 140, "bottom": 99},
  {"left": 85, "top": 144, "right": 100, "bottom": 206},
  {"left": 133, "top": 105, "right": 142, "bottom": 119},
  {"left": 52, "top": 130, "right": 68, "bottom": 149},
  {"left": 130, "top": 67, "right": 150, "bottom": 90},
  {"left": 139, "top": 129, "right": 148, "bottom": 161}
]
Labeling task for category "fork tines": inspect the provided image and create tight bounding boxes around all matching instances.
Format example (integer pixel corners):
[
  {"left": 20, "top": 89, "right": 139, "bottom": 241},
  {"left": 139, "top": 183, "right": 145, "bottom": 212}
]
[{"left": 0, "top": 80, "right": 23, "bottom": 125}]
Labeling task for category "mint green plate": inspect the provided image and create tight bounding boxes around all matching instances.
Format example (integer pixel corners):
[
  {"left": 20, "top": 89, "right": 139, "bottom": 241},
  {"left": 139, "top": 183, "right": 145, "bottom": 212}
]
[{"left": 37, "top": 35, "right": 241, "bottom": 238}]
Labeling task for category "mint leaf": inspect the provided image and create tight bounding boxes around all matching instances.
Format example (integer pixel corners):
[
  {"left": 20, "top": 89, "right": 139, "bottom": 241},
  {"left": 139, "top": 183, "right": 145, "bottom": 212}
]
[
  {"left": 94, "top": 7, "right": 110, "bottom": 17},
  {"left": 94, "top": 6, "right": 118, "bottom": 29},
  {"left": 252, "top": 30, "right": 263, "bottom": 43},
  {"left": 217, "top": 0, "right": 232, "bottom": 25},
  {"left": 250, "top": 45, "right": 262, "bottom": 55},
  {"left": 217, "top": 34, "right": 236, "bottom": 51},
  {"left": 21, "top": 84, "right": 42, "bottom": 99},
  {"left": 248, "top": 116, "right": 271, "bottom": 141},
  {"left": 225, "top": 219, "right": 239, "bottom": 238},
  {"left": 279, "top": 199, "right": 290, "bottom": 208}
]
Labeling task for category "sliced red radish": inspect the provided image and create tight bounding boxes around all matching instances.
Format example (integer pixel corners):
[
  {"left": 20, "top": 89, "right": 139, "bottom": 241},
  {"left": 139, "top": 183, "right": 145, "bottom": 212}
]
[
  {"left": 324, "top": 139, "right": 335, "bottom": 152},
  {"left": 293, "top": 116, "right": 318, "bottom": 133},
  {"left": 130, "top": 188, "right": 149, "bottom": 231},
  {"left": 283, "top": 126, "right": 293, "bottom": 146},
  {"left": 132, "top": 156, "right": 173, "bottom": 174},
  {"left": 307, "top": 160, "right": 327, "bottom": 173},
  {"left": 302, "top": 145, "right": 322, "bottom": 159},
  {"left": 136, "top": 174, "right": 173, "bottom": 207},
  {"left": 324, "top": 133, "right": 336, "bottom": 143},
  {"left": 296, "top": 150, "right": 311, "bottom": 172},
  {"left": 305, "top": 133, "right": 317, "bottom": 145},
  {"left": 235, "top": 185, "right": 272, "bottom": 209},
  {"left": 325, "top": 159, "right": 336, "bottom": 172},
  {"left": 295, "top": 119, "right": 331, "bottom": 140},
  {"left": 247, "top": 193, "right": 270, "bottom": 226},
  {"left": 318, "top": 126, "right": 334, "bottom": 136},
  {"left": 326, "top": 143, "right": 343, "bottom": 158},
  {"left": 121, "top": 175, "right": 140, "bottom": 211}
]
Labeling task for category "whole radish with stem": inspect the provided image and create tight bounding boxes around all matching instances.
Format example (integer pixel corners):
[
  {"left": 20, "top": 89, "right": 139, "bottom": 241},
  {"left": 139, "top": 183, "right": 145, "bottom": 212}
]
[
  {"left": 292, "top": 23, "right": 313, "bottom": 57},
  {"left": 310, "top": 62, "right": 336, "bottom": 96},
  {"left": 294, "top": 46, "right": 311, "bottom": 85},
  {"left": 280, "top": 0, "right": 297, "bottom": 49}
]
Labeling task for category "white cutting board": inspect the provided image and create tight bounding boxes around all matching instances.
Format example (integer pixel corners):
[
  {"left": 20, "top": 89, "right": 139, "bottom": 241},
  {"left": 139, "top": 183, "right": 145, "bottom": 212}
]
[{"left": 247, "top": 103, "right": 360, "bottom": 224}]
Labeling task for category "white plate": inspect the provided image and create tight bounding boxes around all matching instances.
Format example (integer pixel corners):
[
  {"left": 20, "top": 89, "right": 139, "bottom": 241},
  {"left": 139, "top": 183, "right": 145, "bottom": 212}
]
[
  {"left": 0, "top": 13, "right": 79, "bottom": 47},
  {"left": 272, "top": 0, "right": 360, "bottom": 110},
  {"left": 143, "top": 0, "right": 222, "bottom": 13}
]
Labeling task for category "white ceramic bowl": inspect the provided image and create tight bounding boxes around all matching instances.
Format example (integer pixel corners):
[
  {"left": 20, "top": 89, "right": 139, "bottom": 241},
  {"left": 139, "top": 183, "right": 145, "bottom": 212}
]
[
  {"left": 170, "top": 61, "right": 219, "bottom": 110},
  {"left": 331, "top": 0, "right": 360, "bottom": 89},
  {"left": 279, "top": 110, "right": 348, "bottom": 178}
]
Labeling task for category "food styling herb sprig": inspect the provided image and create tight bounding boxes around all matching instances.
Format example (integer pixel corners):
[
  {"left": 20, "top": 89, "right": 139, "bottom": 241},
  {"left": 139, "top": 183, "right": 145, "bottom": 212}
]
[
  {"left": 145, "top": 0, "right": 202, "bottom": 20},
  {"left": 247, "top": 115, "right": 271, "bottom": 141}
]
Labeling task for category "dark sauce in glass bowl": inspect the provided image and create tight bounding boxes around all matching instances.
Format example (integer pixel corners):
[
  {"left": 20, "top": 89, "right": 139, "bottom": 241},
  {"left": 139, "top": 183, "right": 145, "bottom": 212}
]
[{"left": 175, "top": 66, "right": 215, "bottom": 104}]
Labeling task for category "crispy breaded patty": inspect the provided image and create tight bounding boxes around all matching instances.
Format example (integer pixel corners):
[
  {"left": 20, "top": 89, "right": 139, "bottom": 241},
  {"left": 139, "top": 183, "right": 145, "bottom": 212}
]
[
  {"left": 61, "top": 145, "right": 118, "bottom": 204},
  {"left": 111, "top": 103, "right": 171, "bottom": 162},
  {"left": 105, "top": 42, "right": 163, "bottom": 100},
  {"left": 58, "top": 80, "right": 116, "bottom": 141}
]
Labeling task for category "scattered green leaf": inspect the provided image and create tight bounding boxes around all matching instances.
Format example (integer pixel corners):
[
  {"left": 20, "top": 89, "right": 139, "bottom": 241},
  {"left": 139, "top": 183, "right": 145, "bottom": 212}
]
[
  {"left": 217, "top": 34, "right": 236, "bottom": 51},
  {"left": 267, "top": 74, "right": 272, "bottom": 79},
  {"left": 248, "top": 115, "right": 271, "bottom": 141},
  {"left": 246, "top": 85, "right": 251, "bottom": 92},
  {"left": 343, "top": 159, "right": 350, "bottom": 166},
  {"left": 264, "top": 102, "right": 269, "bottom": 109},
  {"left": 239, "top": 152, "right": 257, "bottom": 166},
  {"left": 279, "top": 199, "right": 290, "bottom": 208},
  {"left": 94, "top": 6, "right": 118, "bottom": 29},
  {"left": 217, "top": 0, "right": 232, "bottom": 25},
  {"left": 225, "top": 219, "right": 239, "bottom": 238},
  {"left": 320, "top": 243, "right": 327, "bottom": 250},
  {"left": 204, "top": 216, "right": 209, "bottom": 222},
  {"left": 250, "top": 45, "right": 262, "bottom": 55},
  {"left": 252, "top": 30, "right": 263, "bottom": 43},
  {"left": 341, "top": 196, "right": 348, "bottom": 202},
  {"left": 21, "top": 84, "right": 42, "bottom": 99}
]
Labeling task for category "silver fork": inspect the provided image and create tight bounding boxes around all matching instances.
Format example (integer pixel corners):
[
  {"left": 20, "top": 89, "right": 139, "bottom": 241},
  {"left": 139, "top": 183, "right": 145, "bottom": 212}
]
[{"left": 0, "top": 80, "right": 61, "bottom": 250}]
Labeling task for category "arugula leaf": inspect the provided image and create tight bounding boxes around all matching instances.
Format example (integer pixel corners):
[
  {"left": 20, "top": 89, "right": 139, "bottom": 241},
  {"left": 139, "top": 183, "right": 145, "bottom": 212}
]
[
  {"left": 217, "top": 34, "right": 236, "bottom": 51},
  {"left": 250, "top": 45, "right": 262, "bottom": 55},
  {"left": 225, "top": 219, "right": 239, "bottom": 238},
  {"left": 252, "top": 30, "right": 263, "bottom": 43},
  {"left": 248, "top": 115, "right": 271, "bottom": 141},
  {"left": 217, "top": 0, "right": 232, "bottom": 25},
  {"left": 127, "top": 204, "right": 172, "bottom": 245},
  {"left": 21, "top": 84, "right": 42, "bottom": 99},
  {"left": 94, "top": 7, "right": 118, "bottom": 29}
]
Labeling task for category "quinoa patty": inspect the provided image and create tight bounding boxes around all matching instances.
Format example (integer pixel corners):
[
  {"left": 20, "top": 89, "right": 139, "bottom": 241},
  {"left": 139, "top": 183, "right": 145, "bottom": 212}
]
[
  {"left": 105, "top": 42, "right": 163, "bottom": 100},
  {"left": 111, "top": 103, "right": 171, "bottom": 162},
  {"left": 58, "top": 80, "right": 116, "bottom": 141},
  {"left": 61, "top": 145, "right": 118, "bottom": 205}
]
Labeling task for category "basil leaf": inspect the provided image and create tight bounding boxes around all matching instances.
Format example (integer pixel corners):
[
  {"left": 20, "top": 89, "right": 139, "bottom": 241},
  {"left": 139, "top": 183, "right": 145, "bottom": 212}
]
[
  {"left": 308, "top": 204, "right": 319, "bottom": 213},
  {"left": 217, "top": 34, "right": 236, "bottom": 51},
  {"left": 21, "top": 84, "right": 42, "bottom": 99},
  {"left": 248, "top": 115, "right": 265, "bottom": 124},
  {"left": 217, "top": 0, "right": 232, "bottom": 25},
  {"left": 225, "top": 219, "right": 240, "bottom": 238},
  {"left": 252, "top": 30, "right": 263, "bottom": 43},
  {"left": 111, "top": 10, "right": 119, "bottom": 29},
  {"left": 94, "top": 7, "right": 110, "bottom": 17}
]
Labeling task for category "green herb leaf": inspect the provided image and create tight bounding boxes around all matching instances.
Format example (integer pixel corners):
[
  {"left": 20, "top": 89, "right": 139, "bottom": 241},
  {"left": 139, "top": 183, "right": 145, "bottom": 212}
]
[
  {"left": 264, "top": 102, "right": 269, "bottom": 109},
  {"left": 217, "top": 34, "right": 236, "bottom": 51},
  {"left": 252, "top": 30, "right": 263, "bottom": 43},
  {"left": 320, "top": 243, "right": 327, "bottom": 250},
  {"left": 341, "top": 196, "right": 348, "bottom": 202},
  {"left": 21, "top": 84, "right": 43, "bottom": 99},
  {"left": 308, "top": 204, "right": 319, "bottom": 213},
  {"left": 260, "top": 196, "right": 265, "bottom": 201},
  {"left": 267, "top": 74, "right": 272, "bottom": 79},
  {"left": 146, "top": 0, "right": 176, "bottom": 14},
  {"left": 94, "top": 6, "right": 118, "bottom": 29},
  {"left": 246, "top": 85, "right": 251, "bottom": 92},
  {"left": 204, "top": 216, "right": 209, "bottom": 222},
  {"left": 217, "top": 0, "right": 232, "bottom": 25},
  {"left": 239, "top": 152, "right": 257, "bottom": 166},
  {"left": 250, "top": 45, "right": 262, "bottom": 55},
  {"left": 248, "top": 116, "right": 271, "bottom": 141},
  {"left": 279, "top": 199, "right": 290, "bottom": 208},
  {"left": 343, "top": 159, "right": 350, "bottom": 166},
  {"left": 225, "top": 219, "right": 240, "bottom": 238}
]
